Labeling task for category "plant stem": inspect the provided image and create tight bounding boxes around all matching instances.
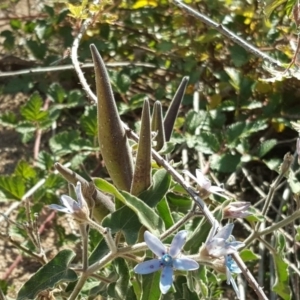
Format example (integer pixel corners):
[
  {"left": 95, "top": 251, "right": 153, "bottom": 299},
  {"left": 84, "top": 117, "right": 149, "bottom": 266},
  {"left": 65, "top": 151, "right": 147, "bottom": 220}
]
[{"left": 172, "top": 0, "right": 282, "bottom": 68}]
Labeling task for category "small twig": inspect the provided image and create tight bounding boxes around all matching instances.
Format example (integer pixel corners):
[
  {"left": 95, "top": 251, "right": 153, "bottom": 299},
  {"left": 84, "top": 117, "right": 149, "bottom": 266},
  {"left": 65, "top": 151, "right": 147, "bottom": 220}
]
[
  {"left": 0, "top": 62, "right": 159, "bottom": 78},
  {"left": 172, "top": 0, "right": 282, "bottom": 69}
]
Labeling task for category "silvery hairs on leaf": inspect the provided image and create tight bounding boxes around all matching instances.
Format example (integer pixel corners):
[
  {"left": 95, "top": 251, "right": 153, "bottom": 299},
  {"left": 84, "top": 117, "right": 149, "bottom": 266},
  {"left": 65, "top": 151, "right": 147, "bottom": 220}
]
[
  {"left": 206, "top": 223, "right": 244, "bottom": 257},
  {"left": 49, "top": 181, "right": 89, "bottom": 222},
  {"left": 183, "top": 169, "right": 229, "bottom": 199},
  {"left": 134, "top": 230, "right": 199, "bottom": 294}
]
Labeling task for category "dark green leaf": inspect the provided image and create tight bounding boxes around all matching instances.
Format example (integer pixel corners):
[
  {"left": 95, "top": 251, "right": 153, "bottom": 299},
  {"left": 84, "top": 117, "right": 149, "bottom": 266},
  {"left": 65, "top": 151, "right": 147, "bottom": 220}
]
[
  {"left": 139, "top": 169, "right": 171, "bottom": 207},
  {"left": 102, "top": 206, "right": 141, "bottom": 244},
  {"left": 156, "top": 197, "right": 174, "bottom": 229},
  {"left": 94, "top": 178, "right": 164, "bottom": 234},
  {"left": 210, "top": 153, "right": 241, "bottom": 173},
  {"left": 140, "top": 268, "right": 161, "bottom": 300},
  {"left": 17, "top": 249, "right": 77, "bottom": 300},
  {"left": 0, "top": 111, "right": 18, "bottom": 127},
  {"left": 257, "top": 139, "right": 277, "bottom": 158},
  {"left": 80, "top": 106, "right": 98, "bottom": 137},
  {"left": 26, "top": 40, "right": 47, "bottom": 60},
  {"left": 229, "top": 44, "right": 249, "bottom": 67}
]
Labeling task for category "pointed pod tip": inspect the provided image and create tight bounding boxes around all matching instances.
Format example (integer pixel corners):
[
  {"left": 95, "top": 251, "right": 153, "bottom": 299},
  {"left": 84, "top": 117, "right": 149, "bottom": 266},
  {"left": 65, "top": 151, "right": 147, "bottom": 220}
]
[{"left": 182, "top": 76, "right": 189, "bottom": 83}]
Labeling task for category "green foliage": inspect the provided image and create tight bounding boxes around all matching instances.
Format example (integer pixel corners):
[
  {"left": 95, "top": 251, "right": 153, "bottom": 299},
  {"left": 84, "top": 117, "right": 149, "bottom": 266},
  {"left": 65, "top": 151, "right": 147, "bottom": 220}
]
[
  {"left": 1, "top": 0, "right": 300, "bottom": 299},
  {"left": 17, "top": 249, "right": 77, "bottom": 300}
]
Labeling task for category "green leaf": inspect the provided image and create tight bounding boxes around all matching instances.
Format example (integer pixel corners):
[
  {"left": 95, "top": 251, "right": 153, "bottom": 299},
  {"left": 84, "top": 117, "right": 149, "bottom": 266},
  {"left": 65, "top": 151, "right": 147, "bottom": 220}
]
[
  {"left": 226, "top": 122, "right": 245, "bottom": 147},
  {"left": 0, "top": 111, "right": 18, "bottom": 127},
  {"left": 257, "top": 139, "right": 277, "bottom": 157},
  {"left": 116, "top": 72, "right": 131, "bottom": 93},
  {"left": 167, "top": 193, "right": 192, "bottom": 212},
  {"left": 229, "top": 44, "right": 249, "bottom": 67},
  {"left": 26, "top": 39, "right": 47, "bottom": 60},
  {"left": 240, "top": 249, "right": 260, "bottom": 262},
  {"left": 20, "top": 92, "right": 49, "bottom": 122},
  {"left": 49, "top": 130, "right": 93, "bottom": 156},
  {"left": 36, "top": 151, "right": 54, "bottom": 171},
  {"left": 0, "top": 175, "right": 26, "bottom": 200},
  {"left": 113, "top": 258, "right": 130, "bottom": 299},
  {"left": 272, "top": 253, "right": 292, "bottom": 300},
  {"left": 89, "top": 237, "right": 109, "bottom": 265},
  {"left": 158, "top": 141, "right": 175, "bottom": 155},
  {"left": 80, "top": 106, "right": 98, "bottom": 137},
  {"left": 195, "top": 131, "right": 220, "bottom": 154},
  {"left": 140, "top": 268, "right": 161, "bottom": 300},
  {"left": 156, "top": 197, "right": 174, "bottom": 229},
  {"left": 1, "top": 30, "right": 15, "bottom": 50},
  {"left": 184, "top": 218, "right": 211, "bottom": 253},
  {"left": 139, "top": 169, "right": 171, "bottom": 207},
  {"left": 48, "top": 82, "right": 66, "bottom": 103},
  {"left": 102, "top": 206, "right": 141, "bottom": 244},
  {"left": 94, "top": 178, "right": 164, "bottom": 235},
  {"left": 15, "top": 161, "right": 36, "bottom": 179},
  {"left": 17, "top": 249, "right": 77, "bottom": 300},
  {"left": 210, "top": 153, "right": 241, "bottom": 173}
]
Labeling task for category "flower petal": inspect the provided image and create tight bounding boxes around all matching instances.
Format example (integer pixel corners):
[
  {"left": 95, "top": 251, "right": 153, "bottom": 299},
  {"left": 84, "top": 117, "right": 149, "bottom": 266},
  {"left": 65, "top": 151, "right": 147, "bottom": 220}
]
[
  {"left": 75, "top": 181, "right": 84, "bottom": 208},
  {"left": 160, "top": 266, "right": 173, "bottom": 294},
  {"left": 173, "top": 257, "right": 199, "bottom": 271},
  {"left": 208, "top": 186, "right": 229, "bottom": 198},
  {"left": 60, "top": 195, "right": 79, "bottom": 212},
  {"left": 209, "top": 240, "right": 245, "bottom": 257},
  {"left": 213, "top": 223, "right": 234, "bottom": 240},
  {"left": 144, "top": 231, "right": 166, "bottom": 257},
  {"left": 134, "top": 259, "right": 161, "bottom": 274},
  {"left": 169, "top": 230, "right": 187, "bottom": 257},
  {"left": 229, "top": 276, "right": 240, "bottom": 299},
  {"left": 195, "top": 169, "right": 211, "bottom": 190},
  {"left": 48, "top": 204, "right": 72, "bottom": 213}
]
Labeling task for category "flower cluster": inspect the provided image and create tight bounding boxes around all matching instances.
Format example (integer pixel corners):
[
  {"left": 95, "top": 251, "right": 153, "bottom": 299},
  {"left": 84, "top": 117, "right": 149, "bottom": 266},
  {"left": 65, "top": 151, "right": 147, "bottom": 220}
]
[
  {"left": 134, "top": 230, "right": 199, "bottom": 294},
  {"left": 202, "top": 223, "right": 244, "bottom": 298}
]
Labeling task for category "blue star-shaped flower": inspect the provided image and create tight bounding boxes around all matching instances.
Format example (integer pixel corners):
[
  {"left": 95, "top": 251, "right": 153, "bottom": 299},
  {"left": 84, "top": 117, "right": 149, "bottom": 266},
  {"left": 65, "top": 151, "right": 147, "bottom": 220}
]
[
  {"left": 134, "top": 230, "right": 199, "bottom": 294},
  {"left": 49, "top": 181, "right": 89, "bottom": 221},
  {"left": 206, "top": 223, "right": 244, "bottom": 257}
]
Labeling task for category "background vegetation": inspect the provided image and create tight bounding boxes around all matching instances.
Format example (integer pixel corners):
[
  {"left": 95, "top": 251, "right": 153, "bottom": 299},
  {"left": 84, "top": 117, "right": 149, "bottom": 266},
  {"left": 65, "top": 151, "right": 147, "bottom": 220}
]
[{"left": 1, "top": 0, "right": 300, "bottom": 299}]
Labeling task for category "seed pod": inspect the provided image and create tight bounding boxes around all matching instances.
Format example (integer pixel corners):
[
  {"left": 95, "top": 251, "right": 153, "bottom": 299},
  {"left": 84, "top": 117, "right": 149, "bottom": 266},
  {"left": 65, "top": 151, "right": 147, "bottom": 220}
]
[
  {"left": 90, "top": 44, "right": 133, "bottom": 191},
  {"left": 164, "top": 76, "right": 189, "bottom": 141},
  {"left": 151, "top": 101, "right": 165, "bottom": 151},
  {"left": 130, "top": 99, "right": 152, "bottom": 196}
]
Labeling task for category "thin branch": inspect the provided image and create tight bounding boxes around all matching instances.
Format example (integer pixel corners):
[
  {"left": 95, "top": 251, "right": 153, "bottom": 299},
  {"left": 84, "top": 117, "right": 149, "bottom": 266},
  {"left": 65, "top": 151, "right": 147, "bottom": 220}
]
[
  {"left": 172, "top": 0, "right": 283, "bottom": 69},
  {"left": 0, "top": 62, "right": 158, "bottom": 78}
]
